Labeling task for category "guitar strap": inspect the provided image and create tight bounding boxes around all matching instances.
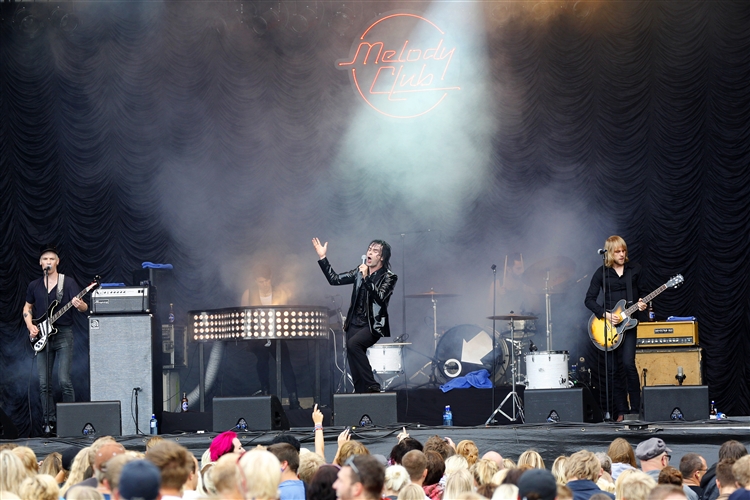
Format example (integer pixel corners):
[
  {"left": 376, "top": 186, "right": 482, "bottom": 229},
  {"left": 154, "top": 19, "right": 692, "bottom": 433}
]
[
  {"left": 56, "top": 274, "right": 65, "bottom": 303},
  {"left": 624, "top": 267, "right": 633, "bottom": 306}
]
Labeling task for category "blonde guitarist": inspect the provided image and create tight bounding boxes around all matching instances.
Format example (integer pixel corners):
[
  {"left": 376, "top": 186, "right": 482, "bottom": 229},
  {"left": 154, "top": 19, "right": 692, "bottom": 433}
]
[{"left": 584, "top": 235, "right": 647, "bottom": 422}]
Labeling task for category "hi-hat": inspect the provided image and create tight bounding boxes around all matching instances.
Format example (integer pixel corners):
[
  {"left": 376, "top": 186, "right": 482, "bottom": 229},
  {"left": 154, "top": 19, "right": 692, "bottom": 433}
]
[
  {"left": 522, "top": 255, "right": 575, "bottom": 290},
  {"left": 488, "top": 313, "right": 538, "bottom": 321},
  {"left": 406, "top": 290, "right": 459, "bottom": 298}
]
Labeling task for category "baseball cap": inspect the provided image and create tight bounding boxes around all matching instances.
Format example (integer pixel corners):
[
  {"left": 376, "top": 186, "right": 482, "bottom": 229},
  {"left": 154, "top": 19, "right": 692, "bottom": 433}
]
[
  {"left": 635, "top": 438, "right": 672, "bottom": 461},
  {"left": 118, "top": 460, "right": 161, "bottom": 500},
  {"left": 95, "top": 442, "right": 127, "bottom": 471},
  {"left": 61, "top": 446, "right": 80, "bottom": 471},
  {"left": 39, "top": 244, "right": 58, "bottom": 257},
  {"left": 518, "top": 468, "right": 557, "bottom": 500}
]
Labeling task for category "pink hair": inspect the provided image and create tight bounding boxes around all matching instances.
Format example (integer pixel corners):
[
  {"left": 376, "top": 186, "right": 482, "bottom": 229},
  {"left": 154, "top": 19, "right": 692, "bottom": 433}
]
[{"left": 210, "top": 431, "right": 238, "bottom": 462}]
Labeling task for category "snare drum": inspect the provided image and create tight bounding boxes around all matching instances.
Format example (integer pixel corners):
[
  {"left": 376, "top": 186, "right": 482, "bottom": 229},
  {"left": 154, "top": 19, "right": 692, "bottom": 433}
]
[
  {"left": 367, "top": 343, "right": 408, "bottom": 373},
  {"left": 525, "top": 351, "right": 569, "bottom": 389}
]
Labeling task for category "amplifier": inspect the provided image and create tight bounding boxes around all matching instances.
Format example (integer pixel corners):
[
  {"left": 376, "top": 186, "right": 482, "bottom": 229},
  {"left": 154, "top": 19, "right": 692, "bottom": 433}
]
[
  {"left": 91, "top": 287, "right": 150, "bottom": 314},
  {"left": 636, "top": 321, "right": 698, "bottom": 347},
  {"left": 635, "top": 347, "right": 703, "bottom": 386}
]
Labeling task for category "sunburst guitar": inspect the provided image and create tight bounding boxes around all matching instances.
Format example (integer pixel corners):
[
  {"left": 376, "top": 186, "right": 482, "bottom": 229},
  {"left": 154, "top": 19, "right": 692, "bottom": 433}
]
[{"left": 588, "top": 274, "right": 684, "bottom": 351}]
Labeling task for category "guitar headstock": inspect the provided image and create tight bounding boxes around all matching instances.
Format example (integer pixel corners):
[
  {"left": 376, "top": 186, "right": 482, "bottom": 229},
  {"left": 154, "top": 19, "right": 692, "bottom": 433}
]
[
  {"left": 666, "top": 274, "right": 684, "bottom": 288},
  {"left": 88, "top": 275, "right": 102, "bottom": 291}
]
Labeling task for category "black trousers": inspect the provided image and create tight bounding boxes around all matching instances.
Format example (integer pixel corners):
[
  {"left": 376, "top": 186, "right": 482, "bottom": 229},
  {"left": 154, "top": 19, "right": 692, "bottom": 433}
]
[
  {"left": 346, "top": 323, "right": 380, "bottom": 393},
  {"left": 249, "top": 341, "right": 297, "bottom": 394},
  {"left": 601, "top": 330, "right": 641, "bottom": 416}
]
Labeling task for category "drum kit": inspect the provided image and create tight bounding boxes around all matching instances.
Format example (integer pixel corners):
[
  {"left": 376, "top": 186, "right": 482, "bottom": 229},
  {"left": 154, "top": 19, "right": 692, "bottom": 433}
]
[{"left": 366, "top": 255, "right": 577, "bottom": 423}]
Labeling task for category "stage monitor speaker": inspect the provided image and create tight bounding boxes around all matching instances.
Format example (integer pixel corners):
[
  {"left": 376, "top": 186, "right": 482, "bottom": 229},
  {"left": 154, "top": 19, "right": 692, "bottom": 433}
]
[
  {"left": 0, "top": 407, "right": 19, "bottom": 439},
  {"left": 57, "top": 401, "right": 121, "bottom": 437},
  {"left": 333, "top": 393, "right": 398, "bottom": 427},
  {"left": 643, "top": 385, "right": 708, "bottom": 421},
  {"left": 90, "top": 314, "right": 160, "bottom": 436},
  {"left": 636, "top": 348, "right": 703, "bottom": 386},
  {"left": 524, "top": 388, "right": 602, "bottom": 424},
  {"left": 213, "top": 396, "right": 290, "bottom": 432}
]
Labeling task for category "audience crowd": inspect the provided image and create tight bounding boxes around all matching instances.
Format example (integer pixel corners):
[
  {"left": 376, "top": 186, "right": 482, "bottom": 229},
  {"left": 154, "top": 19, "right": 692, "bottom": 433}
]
[{"left": 0, "top": 404, "right": 747, "bottom": 500}]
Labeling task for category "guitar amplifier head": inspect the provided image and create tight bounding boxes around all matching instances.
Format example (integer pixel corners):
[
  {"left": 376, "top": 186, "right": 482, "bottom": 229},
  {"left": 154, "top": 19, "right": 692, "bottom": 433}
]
[{"left": 91, "top": 287, "right": 150, "bottom": 314}]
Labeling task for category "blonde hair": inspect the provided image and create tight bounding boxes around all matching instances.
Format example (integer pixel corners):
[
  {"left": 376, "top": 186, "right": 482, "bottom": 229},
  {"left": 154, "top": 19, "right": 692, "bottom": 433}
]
[
  {"left": 66, "top": 485, "right": 105, "bottom": 500},
  {"left": 445, "top": 455, "right": 470, "bottom": 476},
  {"left": 145, "top": 435, "right": 165, "bottom": 453},
  {"left": 298, "top": 451, "right": 326, "bottom": 483},
  {"left": 60, "top": 448, "right": 93, "bottom": 496},
  {"left": 211, "top": 453, "right": 242, "bottom": 498},
  {"left": 0, "top": 449, "right": 27, "bottom": 494},
  {"left": 502, "top": 458, "right": 516, "bottom": 469},
  {"left": 732, "top": 456, "right": 750, "bottom": 488},
  {"left": 456, "top": 440, "right": 480, "bottom": 467},
  {"left": 552, "top": 455, "right": 569, "bottom": 485},
  {"left": 518, "top": 450, "right": 545, "bottom": 469},
  {"left": 604, "top": 235, "right": 629, "bottom": 268},
  {"left": 445, "top": 469, "right": 474, "bottom": 499},
  {"left": 608, "top": 438, "right": 637, "bottom": 468},
  {"left": 616, "top": 469, "right": 656, "bottom": 500},
  {"left": 384, "top": 465, "right": 411, "bottom": 494},
  {"left": 397, "top": 483, "right": 427, "bottom": 500},
  {"left": 471, "top": 458, "right": 500, "bottom": 486},
  {"left": 11, "top": 447, "right": 38, "bottom": 477},
  {"left": 334, "top": 440, "right": 370, "bottom": 466},
  {"left": 558, "top": 484, "right": 574, "bottom": 500},
  {"left": 238, "top": 449, "right": 282, "bottom": 500},
  {"left": 39, "top": 452, "right": 63, "bottom": 477},
  {"left": 492, "top": 483, "right": 519, "bottom": 500},
  {"left": 491, "top": 469, "right": 509, "bottom": 486},
  {"left": 18, "top": 474, "right": 59, "bottom": 500}
]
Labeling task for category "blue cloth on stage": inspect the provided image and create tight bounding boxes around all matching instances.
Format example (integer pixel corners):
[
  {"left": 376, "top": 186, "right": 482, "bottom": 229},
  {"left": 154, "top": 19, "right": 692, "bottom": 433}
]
[
  {"left": 667, "top": 316, "right": 696, "bottom": 321},
  {"left": 101, "top": 283, "right": 126, "bottom": 287},
  {"left": 142, "top": 262, "right": 173, "bottom": 269},
  {"left": 440, "top": 369, "right": 493, "bottom": 392}
]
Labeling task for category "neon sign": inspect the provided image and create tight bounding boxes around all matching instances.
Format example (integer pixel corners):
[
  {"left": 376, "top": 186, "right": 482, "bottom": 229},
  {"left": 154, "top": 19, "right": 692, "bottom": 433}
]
[{"left": 336, "top": 13, "right": 460, "bottom": 119}]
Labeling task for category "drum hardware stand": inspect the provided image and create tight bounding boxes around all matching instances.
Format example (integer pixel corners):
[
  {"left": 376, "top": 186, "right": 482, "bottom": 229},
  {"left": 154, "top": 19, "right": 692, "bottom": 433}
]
[
  {"left": 329, "top": 296, "right": 354, "bottom": 393},
  {"left": 543, "top": 271, "right": 552, "bottom": 351},
  {"left": 491, "top": 264, "right": 498, "bottom": 418},
  {"left": 407, "top": 346, "right": 442, "bottom": 389},
  {"left": 485, "top": 319, "right": 525, "bottom": 425}
]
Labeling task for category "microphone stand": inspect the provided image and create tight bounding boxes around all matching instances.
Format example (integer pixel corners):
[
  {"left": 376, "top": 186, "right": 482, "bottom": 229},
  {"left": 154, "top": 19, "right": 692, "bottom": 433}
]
[
  {"left": 43, "top": 266, "right": 52, "bottom": 437},
  {"left": 600, "top": 252, "right": 612, "bottom": 422},
  {"left": 490, "top": 265, "right": 497, "bottom": 421}
]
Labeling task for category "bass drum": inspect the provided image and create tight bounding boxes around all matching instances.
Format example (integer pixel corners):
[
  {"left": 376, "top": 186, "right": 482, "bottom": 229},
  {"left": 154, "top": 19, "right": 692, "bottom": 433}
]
[{"left": 435, "top": 324, "right": 509, "bottom": 385}]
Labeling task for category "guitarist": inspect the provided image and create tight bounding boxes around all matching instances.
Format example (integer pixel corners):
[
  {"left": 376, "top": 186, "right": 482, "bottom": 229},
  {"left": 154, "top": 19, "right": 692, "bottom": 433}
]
[
  {"left": 22, "top": 244, "right": 88, "bottom": 434},
  {"left": 584, "top": 235, "right": 647, "bottom": 421}
]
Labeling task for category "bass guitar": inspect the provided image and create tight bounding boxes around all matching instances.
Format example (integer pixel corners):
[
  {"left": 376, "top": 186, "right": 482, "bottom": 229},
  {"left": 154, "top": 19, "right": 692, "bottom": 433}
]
[
  {"left": 588, "top": 274, "right": 683, "bottom": 351},
  {"left": 31, "top": 276, "right": 101, "bottom": 354}
]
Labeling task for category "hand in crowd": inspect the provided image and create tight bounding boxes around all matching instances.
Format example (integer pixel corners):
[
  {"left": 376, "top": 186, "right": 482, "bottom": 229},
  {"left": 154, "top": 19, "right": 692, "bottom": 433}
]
[
  {"left": 397, "top": 426, "right": 409, "bottom": 443},
  {"left": 312, "top": 404, "right": 323, "bottom": 426},
  {"left": 337, "top": 427, "right": 351, "bottom": 447}
]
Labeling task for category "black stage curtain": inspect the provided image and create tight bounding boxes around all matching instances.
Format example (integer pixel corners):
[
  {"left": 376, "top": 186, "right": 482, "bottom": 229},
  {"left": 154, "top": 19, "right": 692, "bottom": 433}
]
[{"left": 1, "top": 1, "right": 750, "bottom": 437}]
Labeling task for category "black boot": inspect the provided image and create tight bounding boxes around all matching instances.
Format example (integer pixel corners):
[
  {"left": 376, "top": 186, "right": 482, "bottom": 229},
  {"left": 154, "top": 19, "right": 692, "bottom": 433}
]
[{"left": 289, "top": 392, "right": 301, "bottom": 410}]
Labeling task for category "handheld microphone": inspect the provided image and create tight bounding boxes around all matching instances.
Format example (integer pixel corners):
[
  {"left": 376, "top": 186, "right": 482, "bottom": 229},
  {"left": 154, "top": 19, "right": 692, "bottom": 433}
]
[
  {"left": 491, "top": 264, "right": 497, "bottom": 271},
  {"left": 597, "top": 249, "right": 607, "bottom": 255},
  {"left": 361, "top": 255, "right": 367, "bottom": 265}
]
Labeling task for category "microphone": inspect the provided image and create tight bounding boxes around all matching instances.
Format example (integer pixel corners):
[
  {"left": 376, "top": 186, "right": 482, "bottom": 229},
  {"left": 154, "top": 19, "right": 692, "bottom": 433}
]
[
  {"left": 675, "top": 366, "right": 686, "bottom": 385},
  {"left": 597, "top": 249, "right": 607, "bottom": 255},
  {"left": 361, "top": 255, "right": 367, "bottom": 265},
  {"left": 529, "top": 340, "right": 538, "bottom": 352},
  {"left": 491, "top": 264, "right": 497, "bottom": 271},
  {"left": 133, "top": 387, "right": 142, "bottom": 392}
]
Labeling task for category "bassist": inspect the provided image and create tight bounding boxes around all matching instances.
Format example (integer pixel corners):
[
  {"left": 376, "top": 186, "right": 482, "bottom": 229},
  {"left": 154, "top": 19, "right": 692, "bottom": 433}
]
[
  {"left": 584, "top": 235, "right": 647, "bottom": 421},
  {"left": 22, "top": 245, "right": 88, "bottom": 434}
]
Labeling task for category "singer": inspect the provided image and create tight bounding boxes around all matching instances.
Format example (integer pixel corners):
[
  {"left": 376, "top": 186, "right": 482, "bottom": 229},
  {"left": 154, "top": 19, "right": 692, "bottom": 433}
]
[
  {"left": 22, "top": 245, "right": 88, "bottom": 435},
  {"left": 312, "top": 238, "right": 398, "bottom": 393},
  {"left": 584, "top": 235, "right": 647, "bottom": 421}
]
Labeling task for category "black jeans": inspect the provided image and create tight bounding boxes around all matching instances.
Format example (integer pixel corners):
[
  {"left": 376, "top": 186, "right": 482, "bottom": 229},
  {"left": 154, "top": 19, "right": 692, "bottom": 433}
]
[
  {"left": 601, "top": 329, "right": 641, "bottom": 416},
  {"left": 346, "top": 323, "right": 380, "bottom": 393},
  {"left": 249, "top": 341, "right": 297, "bottom": 394},
  {"left": 37, "top": 325, "right": 75, "bottom": 422}
]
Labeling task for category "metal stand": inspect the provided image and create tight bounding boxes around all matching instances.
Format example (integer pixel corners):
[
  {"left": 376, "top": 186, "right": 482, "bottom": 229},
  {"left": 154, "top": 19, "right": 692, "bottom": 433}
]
[
  {"left": 486, "top": 319, "right": 524, "bottom": 424},
  {"left": 543, "top": 272, "right": 552, "bottom": 351}
]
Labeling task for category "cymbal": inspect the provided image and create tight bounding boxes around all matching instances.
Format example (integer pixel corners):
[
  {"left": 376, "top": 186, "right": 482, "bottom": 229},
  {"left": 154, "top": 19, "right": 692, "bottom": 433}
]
[
  {"left": 406, "top": 290, "right": 459, "bottom": 298},
  {"left": 522, "top": 255, "right": 576, "bottom": 290},
  {"left": 488, "top": 314, "right": 538, "bottom": 321}
]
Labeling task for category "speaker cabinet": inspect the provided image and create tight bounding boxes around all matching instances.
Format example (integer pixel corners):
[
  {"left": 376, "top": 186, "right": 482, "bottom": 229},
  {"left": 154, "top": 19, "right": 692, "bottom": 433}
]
[
  {"left": 89, "top": 315, "right": 160, "bottom": 436},
  {"left": 643, "top": 385, "right": 708, "bottom": 421},
  {"left": 333, "top": 393, "right": 398, "bottom": 426},
  {"left": 213, "top": 396, "right": 289, "bottom": 432},
  {"left": 524, "top": 388, "right": 602, "bottom": 424},
  {"left": 57, "top": 401, "right": 122, "bottom": 437},
  {"left": 0, "top": 407, "right": 19, "bottom": 439},
  {"left": 636, "top": 348, "right": 703, "bottom": 386}
]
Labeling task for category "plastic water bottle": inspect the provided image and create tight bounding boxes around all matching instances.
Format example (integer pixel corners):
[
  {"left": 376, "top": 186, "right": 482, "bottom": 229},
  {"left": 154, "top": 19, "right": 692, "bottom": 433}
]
[
  {"left": 150, "top": 414, "right": 158, "bottom": 435},
  {"left": 443, "top": 405, "right": 453, "bottom": 426}
]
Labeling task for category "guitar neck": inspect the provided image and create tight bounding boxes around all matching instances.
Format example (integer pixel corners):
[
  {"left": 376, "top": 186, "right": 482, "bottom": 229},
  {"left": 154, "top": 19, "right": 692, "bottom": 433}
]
[
  {"left": 49, "top": 286, "right": 92, "bottom": 324},
  {"left": 623, "top": 284, "right": 667, "bottom": 316}
]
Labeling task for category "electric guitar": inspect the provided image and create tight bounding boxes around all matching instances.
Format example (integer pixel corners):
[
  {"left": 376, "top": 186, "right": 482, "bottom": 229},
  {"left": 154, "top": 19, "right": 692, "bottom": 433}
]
[
  {"left": 588, "top": 274, "right": 684, "bottom": 351},
  {"left": 30, "top": 276, "right": 101, "bottom": 354}
]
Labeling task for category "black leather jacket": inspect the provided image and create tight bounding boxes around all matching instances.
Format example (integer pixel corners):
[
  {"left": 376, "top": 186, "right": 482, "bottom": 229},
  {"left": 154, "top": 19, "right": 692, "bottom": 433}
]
[{"left": 318, "top": 257, "right": 398, "bottom": 337}]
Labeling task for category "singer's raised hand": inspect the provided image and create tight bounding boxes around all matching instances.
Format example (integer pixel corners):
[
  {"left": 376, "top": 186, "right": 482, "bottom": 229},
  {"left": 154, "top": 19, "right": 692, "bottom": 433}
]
[
  {"left": 312, "top": 237, "right": 327, "bottom": 260},
  {"left": 359, "top": 264, "right": 369, "bottom": 277}
]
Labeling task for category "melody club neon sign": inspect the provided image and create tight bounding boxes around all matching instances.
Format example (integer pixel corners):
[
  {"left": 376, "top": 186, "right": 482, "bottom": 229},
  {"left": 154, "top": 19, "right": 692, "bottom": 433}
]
[{"left": 336, "top": 13, "right": 460, "bottom": 119}]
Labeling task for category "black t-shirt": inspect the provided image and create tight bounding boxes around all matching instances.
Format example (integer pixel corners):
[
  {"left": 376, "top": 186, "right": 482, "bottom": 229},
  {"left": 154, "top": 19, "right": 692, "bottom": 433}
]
[
  {"left": 26, "top": 275, "right": 84, "bottom": 326},
  {"left": 584, "top": 261, "right": 644, "bottom": 319}
]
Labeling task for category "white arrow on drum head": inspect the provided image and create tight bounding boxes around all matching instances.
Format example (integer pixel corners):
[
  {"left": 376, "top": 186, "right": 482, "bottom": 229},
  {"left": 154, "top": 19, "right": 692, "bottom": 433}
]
[{"left": 461, "top": 330, "right": 493, "bottom": 364}]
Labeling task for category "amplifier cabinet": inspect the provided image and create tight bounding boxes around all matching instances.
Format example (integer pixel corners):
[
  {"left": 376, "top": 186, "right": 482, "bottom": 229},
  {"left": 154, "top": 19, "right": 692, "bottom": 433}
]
[
  {"left": 91, "top": 287, "right": 150, "bottom": 314},
  {"left": 637, "top": 321, "right": 698, "bottom": 347},
  {"left": 635, "top": 347, "right": 703, "bottom": 386}
]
